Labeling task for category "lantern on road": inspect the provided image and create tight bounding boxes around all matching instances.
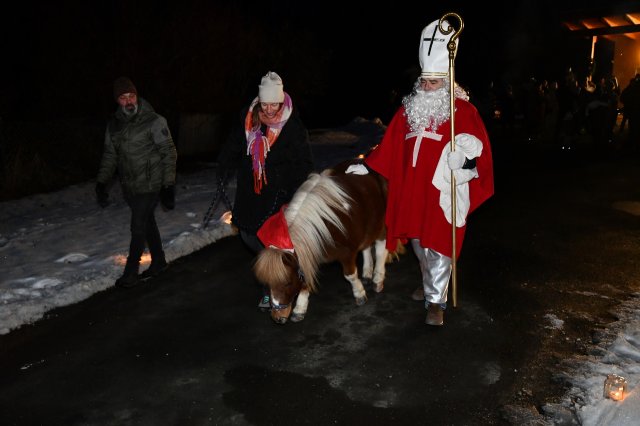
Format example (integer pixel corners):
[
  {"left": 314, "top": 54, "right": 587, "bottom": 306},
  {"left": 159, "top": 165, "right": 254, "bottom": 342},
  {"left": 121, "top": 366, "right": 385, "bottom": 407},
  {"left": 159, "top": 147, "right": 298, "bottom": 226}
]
[{"left": 603, "top": 374, "right": 627, "bottom": 401}]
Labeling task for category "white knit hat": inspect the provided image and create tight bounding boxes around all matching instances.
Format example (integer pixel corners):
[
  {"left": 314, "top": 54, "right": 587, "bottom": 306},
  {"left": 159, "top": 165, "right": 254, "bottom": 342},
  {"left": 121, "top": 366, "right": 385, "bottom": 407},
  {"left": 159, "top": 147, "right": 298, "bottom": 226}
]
[
  {"left": 258, "top": 71, "right": 285, "bottom": 103},
  {"left": 419, "top": 19, "right": 457, "bottom": 79}
]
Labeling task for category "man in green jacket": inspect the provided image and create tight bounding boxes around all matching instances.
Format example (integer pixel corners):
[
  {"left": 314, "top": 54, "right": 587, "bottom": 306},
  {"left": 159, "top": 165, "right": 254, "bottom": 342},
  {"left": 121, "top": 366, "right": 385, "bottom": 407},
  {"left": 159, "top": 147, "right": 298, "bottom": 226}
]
[{"left": 95, "top": 76, "right": 178, "bottom": 288}]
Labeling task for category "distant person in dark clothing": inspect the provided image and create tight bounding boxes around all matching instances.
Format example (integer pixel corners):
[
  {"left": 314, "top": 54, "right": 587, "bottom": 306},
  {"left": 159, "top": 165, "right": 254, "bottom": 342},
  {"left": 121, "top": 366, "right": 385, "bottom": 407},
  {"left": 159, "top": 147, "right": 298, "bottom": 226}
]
[
  {"left": 95, "top": 77, "right": 178, "bottom": 288},
  {"left": 556, "top": 69, "right": 583, "bottom": 147},
  {"left": 620, "top": 74, "right": 640, "bottom": 150},
  {"left": 217, "top": 71, "right": 314, "bottom": 310},
  {"left": 586, "top": 76, "right": 617, "bottom": 146}
]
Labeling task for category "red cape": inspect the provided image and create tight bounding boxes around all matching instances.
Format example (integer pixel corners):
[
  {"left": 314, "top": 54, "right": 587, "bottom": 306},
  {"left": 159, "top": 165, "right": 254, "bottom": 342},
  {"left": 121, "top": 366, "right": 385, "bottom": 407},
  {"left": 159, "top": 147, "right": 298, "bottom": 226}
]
[{"left": 365, "top": 99, "right": 494, "bottom": 257}]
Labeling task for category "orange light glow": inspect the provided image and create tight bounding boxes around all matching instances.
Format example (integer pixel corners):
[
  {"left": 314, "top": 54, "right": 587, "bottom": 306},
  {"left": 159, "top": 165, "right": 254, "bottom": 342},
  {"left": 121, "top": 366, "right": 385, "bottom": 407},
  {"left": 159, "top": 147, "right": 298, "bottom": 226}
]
[
  {"left": 113, "top": 253, "right": 151, "bottom": 266},
  {"left": 627, "top": 13, "right": 640, "bottom": 25},
  {"left": 609, "top": 389, "right": 625, "bottom": 401},
  {"left": 564, "top": 22, "right": 583, "bottom": 31},
  {"left": 220, "top": 211, "right": 233, "bottom": 225},
  {"left": 581, "top": 18, "right": 607, "bottom": 30},
  {"left": 603, "top": 16, "right": 630, "bottom": 27}
]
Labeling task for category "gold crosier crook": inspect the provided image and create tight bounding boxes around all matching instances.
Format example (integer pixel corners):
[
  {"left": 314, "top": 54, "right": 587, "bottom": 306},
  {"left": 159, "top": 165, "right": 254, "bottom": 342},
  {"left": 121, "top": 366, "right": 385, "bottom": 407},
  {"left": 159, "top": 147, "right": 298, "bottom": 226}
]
[{"left": 438, "top": 12, "right": 463, "bottom": 308}]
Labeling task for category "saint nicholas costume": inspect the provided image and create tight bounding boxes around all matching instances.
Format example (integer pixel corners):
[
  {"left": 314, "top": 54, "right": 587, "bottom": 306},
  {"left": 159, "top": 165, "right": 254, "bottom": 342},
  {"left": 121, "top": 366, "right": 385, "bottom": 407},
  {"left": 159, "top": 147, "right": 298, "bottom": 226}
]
[{"left": 365, "top": 19, "right": 494, "bottom": 325}]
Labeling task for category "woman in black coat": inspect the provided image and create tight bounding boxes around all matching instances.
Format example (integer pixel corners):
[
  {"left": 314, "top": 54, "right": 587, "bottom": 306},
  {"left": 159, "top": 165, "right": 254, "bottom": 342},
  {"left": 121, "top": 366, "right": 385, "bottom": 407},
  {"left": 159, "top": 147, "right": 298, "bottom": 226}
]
[{"left": 217, "top": 71, "right": 314, "bottom": 309}]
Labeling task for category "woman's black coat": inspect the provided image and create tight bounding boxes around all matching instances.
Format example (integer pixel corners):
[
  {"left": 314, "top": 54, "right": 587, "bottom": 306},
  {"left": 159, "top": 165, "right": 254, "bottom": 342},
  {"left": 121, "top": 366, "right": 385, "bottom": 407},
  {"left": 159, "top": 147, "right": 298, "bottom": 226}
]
[{"left": 217, "top": 107, "right": 314, "bottom": 234}]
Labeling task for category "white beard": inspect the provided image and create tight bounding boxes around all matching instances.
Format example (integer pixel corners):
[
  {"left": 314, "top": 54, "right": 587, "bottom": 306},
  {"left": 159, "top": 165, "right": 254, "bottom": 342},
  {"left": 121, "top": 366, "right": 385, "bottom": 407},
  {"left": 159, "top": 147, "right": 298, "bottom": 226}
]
[
  {"left": 122, "top": 104, "right": 138, "bottom": 117},
  {"left": 402, "top": 85, "right": 451, "bottom": 133}
]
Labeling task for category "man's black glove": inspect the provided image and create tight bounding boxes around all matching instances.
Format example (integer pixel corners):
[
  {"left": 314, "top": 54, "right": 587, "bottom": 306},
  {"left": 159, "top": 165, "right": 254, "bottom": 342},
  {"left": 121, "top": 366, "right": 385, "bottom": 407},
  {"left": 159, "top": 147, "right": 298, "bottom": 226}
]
[
  {"left": 160, "top": 185, "right": 175, "bottom": 210},
  {"left": 95, "top": 182, "right": 109, "bottom": 208}
]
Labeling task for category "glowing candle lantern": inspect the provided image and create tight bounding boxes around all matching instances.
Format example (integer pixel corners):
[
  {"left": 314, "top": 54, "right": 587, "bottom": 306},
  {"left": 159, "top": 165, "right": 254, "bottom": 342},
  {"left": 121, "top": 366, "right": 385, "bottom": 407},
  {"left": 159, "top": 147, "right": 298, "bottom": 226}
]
[
  {"left": 603, "top": 374, "right": 627, "bottom": 401},
  {"left": 220, "top": 211, "right": 233, "bottom": 225}
]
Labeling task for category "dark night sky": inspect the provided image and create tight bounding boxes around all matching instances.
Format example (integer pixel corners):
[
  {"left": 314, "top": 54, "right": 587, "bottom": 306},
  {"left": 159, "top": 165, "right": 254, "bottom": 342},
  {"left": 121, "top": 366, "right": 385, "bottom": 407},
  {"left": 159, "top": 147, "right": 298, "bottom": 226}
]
[{"left": 0, "top": 0, "right": 636, "bottom": 128}]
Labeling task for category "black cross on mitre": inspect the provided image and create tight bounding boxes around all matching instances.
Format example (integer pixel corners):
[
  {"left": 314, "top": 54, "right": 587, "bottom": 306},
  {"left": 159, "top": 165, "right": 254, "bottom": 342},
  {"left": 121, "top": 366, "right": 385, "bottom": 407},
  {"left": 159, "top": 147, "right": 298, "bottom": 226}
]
[{"left": 423, "top": 24, "right": 446, "bottom": 56}]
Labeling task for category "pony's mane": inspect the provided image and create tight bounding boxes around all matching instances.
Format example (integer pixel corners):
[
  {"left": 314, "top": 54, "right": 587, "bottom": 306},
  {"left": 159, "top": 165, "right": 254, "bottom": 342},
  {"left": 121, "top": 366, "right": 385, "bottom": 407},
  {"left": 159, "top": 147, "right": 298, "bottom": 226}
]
[{"left": 284, "top": 170, "right": 352, "bottom": 291}]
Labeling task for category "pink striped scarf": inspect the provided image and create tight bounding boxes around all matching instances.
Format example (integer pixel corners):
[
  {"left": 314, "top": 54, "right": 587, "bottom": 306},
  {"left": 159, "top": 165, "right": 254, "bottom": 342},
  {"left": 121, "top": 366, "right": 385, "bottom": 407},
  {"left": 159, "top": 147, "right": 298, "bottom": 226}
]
[{"left": 244, "top": 93, "right": 292, "bottom": 194}]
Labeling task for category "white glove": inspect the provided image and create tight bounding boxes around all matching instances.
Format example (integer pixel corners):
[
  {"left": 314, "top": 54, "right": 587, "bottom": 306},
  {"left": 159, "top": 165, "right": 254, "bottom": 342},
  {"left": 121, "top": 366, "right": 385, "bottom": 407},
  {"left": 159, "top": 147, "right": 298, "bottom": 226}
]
[
  {"left": 447, "top": 150, "right": 466, "bottom": 170},
  {"left": 346, "top": 164, "right": 369, "bottom": 175}
]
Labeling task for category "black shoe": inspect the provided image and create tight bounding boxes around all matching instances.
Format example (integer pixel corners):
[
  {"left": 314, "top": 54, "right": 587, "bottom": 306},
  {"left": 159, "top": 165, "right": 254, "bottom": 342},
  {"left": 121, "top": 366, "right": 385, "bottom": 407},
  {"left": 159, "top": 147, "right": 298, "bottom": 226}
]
[
  {"left": 115, "top": 273, "right": 139, "bottom": 288},
  {"left": 139, "top": 260, "right": 169, "bottom": 281}
]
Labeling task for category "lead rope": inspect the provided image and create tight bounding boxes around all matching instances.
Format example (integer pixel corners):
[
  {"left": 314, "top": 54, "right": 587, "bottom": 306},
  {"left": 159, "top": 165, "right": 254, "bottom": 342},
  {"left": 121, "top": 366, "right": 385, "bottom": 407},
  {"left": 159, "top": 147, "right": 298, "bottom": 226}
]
[{"left": 202, "top": 171, "right": 233, "bottom": 229}]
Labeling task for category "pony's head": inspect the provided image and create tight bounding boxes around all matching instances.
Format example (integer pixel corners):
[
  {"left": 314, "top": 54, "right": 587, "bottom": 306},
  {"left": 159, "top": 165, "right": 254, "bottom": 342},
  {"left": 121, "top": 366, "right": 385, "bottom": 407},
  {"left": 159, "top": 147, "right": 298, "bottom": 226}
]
[
  {"left": 253, "top": 248, "right": 304, "bottom": 324},
  {"left": 253, "top": 171, "right": 355, "bottom": 324}
]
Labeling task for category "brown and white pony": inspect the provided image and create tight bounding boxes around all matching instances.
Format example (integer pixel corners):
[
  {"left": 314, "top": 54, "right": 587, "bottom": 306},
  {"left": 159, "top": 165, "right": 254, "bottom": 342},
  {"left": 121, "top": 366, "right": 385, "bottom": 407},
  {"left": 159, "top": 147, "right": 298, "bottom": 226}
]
[{"left": 253, "top": 159, "right": 388, "bottom": 324}]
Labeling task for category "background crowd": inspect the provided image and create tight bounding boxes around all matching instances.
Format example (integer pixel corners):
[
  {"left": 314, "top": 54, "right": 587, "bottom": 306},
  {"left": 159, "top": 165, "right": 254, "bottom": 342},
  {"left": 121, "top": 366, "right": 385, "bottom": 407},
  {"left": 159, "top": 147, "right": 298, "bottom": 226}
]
[{"left": 470, "top": 69, "right": 640, "bottom": 152}]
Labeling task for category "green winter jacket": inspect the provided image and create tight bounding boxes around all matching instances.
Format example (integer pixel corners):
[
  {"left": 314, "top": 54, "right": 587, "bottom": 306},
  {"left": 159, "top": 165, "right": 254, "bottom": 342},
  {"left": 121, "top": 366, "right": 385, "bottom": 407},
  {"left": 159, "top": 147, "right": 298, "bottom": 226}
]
[{"left": 97, "top": 98, "right": 177, "bottom": 195}]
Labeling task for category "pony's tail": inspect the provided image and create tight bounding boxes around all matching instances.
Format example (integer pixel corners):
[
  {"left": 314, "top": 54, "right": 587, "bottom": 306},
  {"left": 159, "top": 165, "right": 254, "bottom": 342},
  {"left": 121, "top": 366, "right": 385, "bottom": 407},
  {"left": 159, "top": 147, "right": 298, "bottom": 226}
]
[{"left": 253, "top": 248, "right": 290, "bottom": 287}]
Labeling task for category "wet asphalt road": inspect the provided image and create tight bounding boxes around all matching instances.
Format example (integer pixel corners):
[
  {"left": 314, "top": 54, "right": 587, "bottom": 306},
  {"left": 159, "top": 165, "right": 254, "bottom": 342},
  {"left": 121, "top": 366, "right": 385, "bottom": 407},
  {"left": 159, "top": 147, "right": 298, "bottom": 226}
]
[{"left": 2, "top": 137, "right": 640, "bottom": 425}]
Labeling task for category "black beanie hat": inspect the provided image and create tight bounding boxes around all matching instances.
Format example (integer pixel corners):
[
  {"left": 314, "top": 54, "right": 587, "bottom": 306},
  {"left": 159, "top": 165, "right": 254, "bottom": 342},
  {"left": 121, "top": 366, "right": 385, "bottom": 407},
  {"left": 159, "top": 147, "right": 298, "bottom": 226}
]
[{"left": 113, "top": 76, "right": 137, "bottom": 100}]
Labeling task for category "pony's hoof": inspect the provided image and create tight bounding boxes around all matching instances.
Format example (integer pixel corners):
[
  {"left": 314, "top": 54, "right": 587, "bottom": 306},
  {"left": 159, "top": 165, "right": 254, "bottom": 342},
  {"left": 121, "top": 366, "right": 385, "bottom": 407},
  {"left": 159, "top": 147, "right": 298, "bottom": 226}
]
[
  {"left": 373, "top": 283, "right": 384, "bottom": 293},
  {"left": 290, "top": 313, "right": 305, "bottom": 322},
  {"left": 355, "top": 295, "right": 368, "bottom": 306},
  {"left": 362, "top": 277, "right": 372, "bottom": 287}
]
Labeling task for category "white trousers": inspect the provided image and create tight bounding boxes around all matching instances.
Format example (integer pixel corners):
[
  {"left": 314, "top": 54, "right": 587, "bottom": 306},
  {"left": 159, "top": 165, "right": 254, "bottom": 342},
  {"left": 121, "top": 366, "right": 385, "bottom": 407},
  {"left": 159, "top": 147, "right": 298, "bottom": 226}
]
[{"left": 410, "top": 239, "right": 451, "bottom": 305}]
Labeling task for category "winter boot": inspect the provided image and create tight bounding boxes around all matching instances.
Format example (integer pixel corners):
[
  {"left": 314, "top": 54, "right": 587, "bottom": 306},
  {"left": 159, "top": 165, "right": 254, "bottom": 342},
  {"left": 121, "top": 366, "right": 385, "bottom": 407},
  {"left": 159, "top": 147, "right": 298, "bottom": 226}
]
[
  {"left": 258, "top": 286, "right": 271, "bottom": 312},
  {"left": 115, "top": 262, "right": 140, "bottom": 289},
  {"left": 425, "top": 303, "right": 445, "bottom": 326},
  {"left": 258, "top": 294, "right": 271, "bottom": 312},
  {"left": 139, "top": 258, "right": 168, "bottom": 281}
]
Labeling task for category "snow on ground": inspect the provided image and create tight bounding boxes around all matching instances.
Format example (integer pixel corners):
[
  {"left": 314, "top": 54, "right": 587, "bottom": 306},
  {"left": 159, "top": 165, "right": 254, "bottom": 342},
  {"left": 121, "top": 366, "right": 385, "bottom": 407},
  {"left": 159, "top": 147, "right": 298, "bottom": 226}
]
[{"left": 0, "top": 165, "right": 237, "bottom": 335}]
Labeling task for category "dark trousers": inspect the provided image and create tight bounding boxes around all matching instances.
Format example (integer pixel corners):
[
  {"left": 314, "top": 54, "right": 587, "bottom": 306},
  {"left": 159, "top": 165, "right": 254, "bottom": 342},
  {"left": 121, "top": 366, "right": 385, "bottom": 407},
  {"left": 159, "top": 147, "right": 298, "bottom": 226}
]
[
  {"left": 239, "top": 229, "right": 268, "bottom": 297},
  {"left": 122, "top": 192, "right": 164, "bottom": 276},
  {"left": 239, "top": 229, "right": 264, "bottom": 254}
]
